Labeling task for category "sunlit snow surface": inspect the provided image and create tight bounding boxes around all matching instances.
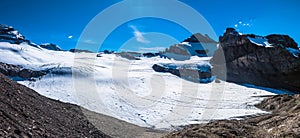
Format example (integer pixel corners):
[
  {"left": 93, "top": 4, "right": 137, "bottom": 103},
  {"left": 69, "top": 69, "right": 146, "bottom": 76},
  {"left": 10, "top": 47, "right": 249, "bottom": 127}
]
[
  {"left": 248, "top": 36, "right": 272, "bottom": 47},
  {"left": 0, "top": 42, "right": 281, "bottom": 129},
  {"left": 248, "top": 37, "right": 300, "bottom": 57}
]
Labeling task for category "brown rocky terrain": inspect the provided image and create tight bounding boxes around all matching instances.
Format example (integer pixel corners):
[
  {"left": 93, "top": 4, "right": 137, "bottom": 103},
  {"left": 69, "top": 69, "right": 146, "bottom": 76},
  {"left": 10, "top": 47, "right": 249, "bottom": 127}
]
[
  {"left": 164, "top": 94, "right": 300, "bottom": 138},
  {"left": 0, "top": 73, "right": 166, "bottom": 137},
  {"left": 211, "top": 28, "right": 300, "bottom": 93},
  {"left": 0, "top": 73, "right": 110, "bottom": 137}
]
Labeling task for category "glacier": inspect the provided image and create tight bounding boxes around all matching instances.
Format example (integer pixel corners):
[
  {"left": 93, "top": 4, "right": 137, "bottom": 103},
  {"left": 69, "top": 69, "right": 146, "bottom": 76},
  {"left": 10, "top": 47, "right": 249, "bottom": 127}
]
[{"left": 0, "top": 42, "right": 286, "bottom": 129}]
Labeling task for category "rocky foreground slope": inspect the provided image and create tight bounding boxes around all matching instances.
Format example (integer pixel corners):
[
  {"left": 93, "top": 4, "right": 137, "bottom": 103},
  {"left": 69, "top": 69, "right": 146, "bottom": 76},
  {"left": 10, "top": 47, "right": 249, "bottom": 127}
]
[
  {"left": 0, "top": 73, "right": 166, "bottom": 138},
  {"left": 0, "top": 73, "right": 110, "bottom": 137},
  {"left": 211, "top": 28, "right": 300, "bottom": 93},
  {"left": 164, "top": 94, "right": 300, "bottom": 138}
]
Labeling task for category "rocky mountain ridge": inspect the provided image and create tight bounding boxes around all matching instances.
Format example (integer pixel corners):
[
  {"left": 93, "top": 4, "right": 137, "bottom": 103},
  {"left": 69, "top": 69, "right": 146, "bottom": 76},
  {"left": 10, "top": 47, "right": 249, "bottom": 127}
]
[
  {"left": 0, "top": 24, "right": 61, "bottom": 51},
  {"left": 0, "top": 24, "right": 30, "bottom": 45},
  {"left": 211, "top": 28, "right": 300, "bottom": 93}
]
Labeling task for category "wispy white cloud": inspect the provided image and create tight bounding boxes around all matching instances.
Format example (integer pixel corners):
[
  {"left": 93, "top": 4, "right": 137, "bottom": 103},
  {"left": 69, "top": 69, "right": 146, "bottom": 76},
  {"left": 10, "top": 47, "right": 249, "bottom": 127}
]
[
  {"left": 138, "top": 47, "right": 166, "bottom": 52},
  {"left": 129, "top": 25, "right": 150, "bottom": 44},
  {"left": 83, "top": 39, "right": 98, "bottom": 45}
]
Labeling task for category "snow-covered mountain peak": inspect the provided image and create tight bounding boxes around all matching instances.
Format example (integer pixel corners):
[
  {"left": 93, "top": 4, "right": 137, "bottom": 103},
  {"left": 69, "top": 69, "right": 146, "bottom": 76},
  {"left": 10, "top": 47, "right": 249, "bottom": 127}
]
[
  {"left": 0, "top": 24, "right": 63, "bottom": 51},
  {"left": 0, "top": 24, "right": 29, "bottom": 45},
  {"left": 161, "top": 33, "right": 218, "bottom": 60}
]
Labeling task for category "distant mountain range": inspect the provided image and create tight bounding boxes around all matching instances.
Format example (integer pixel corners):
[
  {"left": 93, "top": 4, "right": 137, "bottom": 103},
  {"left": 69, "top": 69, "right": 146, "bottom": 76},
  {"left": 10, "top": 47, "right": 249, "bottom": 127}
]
[{"left": 1, "top": 24, "right": 300, "bottom": 93}]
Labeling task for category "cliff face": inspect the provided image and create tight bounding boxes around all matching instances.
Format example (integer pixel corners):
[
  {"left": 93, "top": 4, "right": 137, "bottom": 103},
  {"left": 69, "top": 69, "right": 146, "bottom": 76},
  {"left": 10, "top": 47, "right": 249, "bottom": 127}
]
[{"left": 211, "top": 28, "right": 300, "bottom": 93}]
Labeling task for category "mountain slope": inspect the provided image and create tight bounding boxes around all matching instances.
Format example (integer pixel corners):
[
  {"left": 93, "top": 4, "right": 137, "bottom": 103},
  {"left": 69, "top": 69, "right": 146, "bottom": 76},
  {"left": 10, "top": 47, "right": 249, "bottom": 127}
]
[
  {"left": 0, "top": 72, "right": 167, "bottom": 138},
  {"left": 0, "top": 73, "right": 110, "bottom": 137}
]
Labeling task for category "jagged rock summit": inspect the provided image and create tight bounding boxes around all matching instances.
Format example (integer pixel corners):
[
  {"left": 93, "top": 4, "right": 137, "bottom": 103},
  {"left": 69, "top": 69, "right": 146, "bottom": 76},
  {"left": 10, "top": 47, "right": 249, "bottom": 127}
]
[
  {"left": 0, "top": 24, "right": 31, "bottom": 45},
  {"left": 182, "top": 33, "right": 216, "bottom": 43},
  {"left": 0, "top": 24, "right": 61, "bottom": 51},
  {"left": 211, "top": 28, "right": 300, "bottom": 93}
]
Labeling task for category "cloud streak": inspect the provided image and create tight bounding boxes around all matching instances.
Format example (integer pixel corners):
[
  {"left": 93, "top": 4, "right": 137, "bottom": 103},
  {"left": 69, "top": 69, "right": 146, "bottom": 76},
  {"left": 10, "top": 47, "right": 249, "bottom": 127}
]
[
  {"left": 129, "top": 25, "right": 150, "bottom": 44},
  {"left": 138, "top": 46, "right": 166, "bottom": 53},
  {"left": 83, "top": 39, "right": 98, "bottom": 45}
]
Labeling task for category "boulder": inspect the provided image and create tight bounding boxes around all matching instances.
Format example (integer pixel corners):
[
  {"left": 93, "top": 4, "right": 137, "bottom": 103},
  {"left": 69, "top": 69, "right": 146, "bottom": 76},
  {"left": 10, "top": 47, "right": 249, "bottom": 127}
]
[
  {"left": 152, "top": 63, "right": 212, "bottom": 83},
  {"left": 142, "top": 52, "right": 159, "bottom": 58},
  {"left": 69, "top": 49, "right": 93, "bottom": 53}
]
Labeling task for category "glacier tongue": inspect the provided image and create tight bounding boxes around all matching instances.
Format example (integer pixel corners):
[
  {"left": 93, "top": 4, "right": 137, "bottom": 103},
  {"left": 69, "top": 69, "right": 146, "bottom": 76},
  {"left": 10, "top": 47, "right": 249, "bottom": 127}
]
[{"left": 0, "top": 42, "right": 283, "bottom": 129}]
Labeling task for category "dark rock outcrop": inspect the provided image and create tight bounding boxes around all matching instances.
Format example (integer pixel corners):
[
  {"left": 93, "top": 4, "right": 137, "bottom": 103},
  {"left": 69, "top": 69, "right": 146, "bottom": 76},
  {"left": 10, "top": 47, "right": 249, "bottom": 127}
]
[
  {"left": 0, "top": 24, "right": 38, "bottom": 47},
  {"left": 164, "top": 94, "right": 300, "bottom": 138},
  {"left": 103, "top": 50, "right": 114, "bottom": 54},
  {"left": 69, "top": 48, "right": 93, "bottom": 53},
  {"left": 143, "top": 52, "right": 159, "bottom": 58},
  {"left": 39, "top": 43, "right": 62, "bottom": 51},
  {"left": 0, "top": 62, "right": 45, "bottom": 79},
  {"left": 152, "top": 63, "right": 212, "bottom": 83},
  {"left": 211, "top": 28, "right": 300, "bottom": 92}
]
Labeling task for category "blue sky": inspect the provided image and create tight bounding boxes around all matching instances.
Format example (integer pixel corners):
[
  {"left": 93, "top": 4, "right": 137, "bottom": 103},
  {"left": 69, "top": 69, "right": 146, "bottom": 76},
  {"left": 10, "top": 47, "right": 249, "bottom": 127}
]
[{"left": 1, "top": 0, "right": 299, "bottom": 52}]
